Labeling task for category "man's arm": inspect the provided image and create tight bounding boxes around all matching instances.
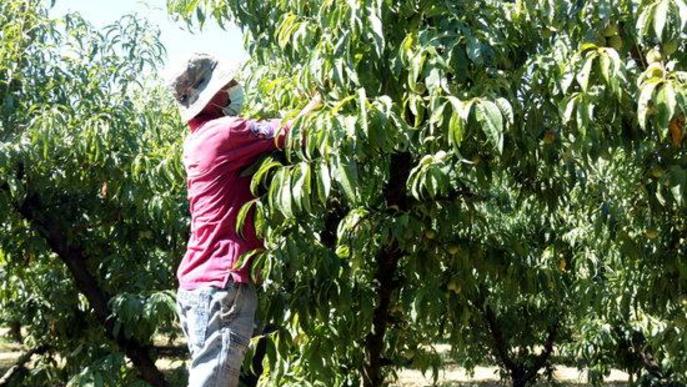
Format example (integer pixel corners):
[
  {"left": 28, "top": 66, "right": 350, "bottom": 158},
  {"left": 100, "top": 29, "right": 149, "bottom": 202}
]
[
  {"left": 298, "top": 93, "right": 322, "bottom": 118},
  {"left": 284, "top": 93, "right": 322, "bottom": 148},
  {"left": 221, "top": 94, "right": 323, "bottom": 170}
]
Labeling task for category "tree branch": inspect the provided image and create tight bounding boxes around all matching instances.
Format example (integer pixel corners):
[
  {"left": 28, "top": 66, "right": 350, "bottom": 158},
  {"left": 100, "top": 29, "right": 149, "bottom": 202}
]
[
  {"left": 362, "top": 151, "right": 412, "bottom": 387},
  {"left": 320, "top": 201, "right": 347, "bottom": 250},
  {"left": 11, "top": 191, "right": 169, "bottom": 387},
  {"left": 0, "top": 344, "right": 49, "bottom": 387},
  {"left": 524, "top": 318, "right": 560, "bottom": 382},
  {"left": 483, "top": 303, "right": 518, "bottom": 373}
]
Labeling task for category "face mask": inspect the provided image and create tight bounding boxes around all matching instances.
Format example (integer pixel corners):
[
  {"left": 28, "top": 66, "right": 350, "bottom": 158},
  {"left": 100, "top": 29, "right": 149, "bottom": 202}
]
[{"left": 221, "top": 84, "right": 244, "bottom": 116}]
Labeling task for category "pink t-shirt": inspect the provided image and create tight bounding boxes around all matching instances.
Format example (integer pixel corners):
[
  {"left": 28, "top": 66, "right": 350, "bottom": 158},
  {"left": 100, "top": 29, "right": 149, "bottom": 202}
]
[{"left": 178, "top": 114, "right": 286, "bottom": 290}]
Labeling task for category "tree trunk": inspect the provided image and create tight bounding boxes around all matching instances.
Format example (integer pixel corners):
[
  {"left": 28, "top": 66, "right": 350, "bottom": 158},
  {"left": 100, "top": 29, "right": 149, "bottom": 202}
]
[
  {"left": 0, "top": 344, "right": 48, "bottom": 387},
  {"left": 362, "top": 152, "right": 412, "bottom": 387},
  {"left": 512, "top": 375, "right": 528, "bottom": 387},
  {"left": 362, "top": 244, "right": 400, "bottom": 387},
  {"left": 240, "top": 323, "right": 276, "bottom": 387},
  {"left": 7, "top": 321, "right": 21, "bottom": 343},
  {"left": 14, "top": 194, "right": 169, "bottom": 387},
  {"left": 482, "top": 298, "right": 559, "bottom": 387}
]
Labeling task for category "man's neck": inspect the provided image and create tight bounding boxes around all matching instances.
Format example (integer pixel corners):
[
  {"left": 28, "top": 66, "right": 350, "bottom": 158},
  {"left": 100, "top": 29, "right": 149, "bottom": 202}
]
[{"left": 188, "top": 112, "right": 223, "bottom": 132}]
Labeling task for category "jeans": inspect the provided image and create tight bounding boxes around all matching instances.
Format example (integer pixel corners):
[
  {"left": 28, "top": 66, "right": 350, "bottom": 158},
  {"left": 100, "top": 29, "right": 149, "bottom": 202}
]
[{"left": 176, "top": 281, "right": 257, "bottom": 387}]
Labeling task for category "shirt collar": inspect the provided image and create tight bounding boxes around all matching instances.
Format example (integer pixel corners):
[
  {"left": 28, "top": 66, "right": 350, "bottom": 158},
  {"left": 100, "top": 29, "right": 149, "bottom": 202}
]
[{"left": 187, "top": 112, "right": 222, "bottom": 133}]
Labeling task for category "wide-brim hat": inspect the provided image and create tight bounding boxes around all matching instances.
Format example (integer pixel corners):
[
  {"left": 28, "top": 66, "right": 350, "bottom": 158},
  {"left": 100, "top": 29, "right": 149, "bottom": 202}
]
[{"left": 167, "top": 53, "right": 240, "bottom": 122}]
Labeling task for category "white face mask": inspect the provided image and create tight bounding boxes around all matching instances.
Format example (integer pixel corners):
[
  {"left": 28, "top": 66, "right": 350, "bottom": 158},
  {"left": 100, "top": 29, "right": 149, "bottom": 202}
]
[{"left": 220, "top": 84, "right": 244, "bottom": 116}]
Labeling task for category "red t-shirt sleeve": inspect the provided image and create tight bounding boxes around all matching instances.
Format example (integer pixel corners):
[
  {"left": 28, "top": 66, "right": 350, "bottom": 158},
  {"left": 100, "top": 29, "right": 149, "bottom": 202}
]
[{"left": 221, "top": 118, "right": 290, "bottom": 171}]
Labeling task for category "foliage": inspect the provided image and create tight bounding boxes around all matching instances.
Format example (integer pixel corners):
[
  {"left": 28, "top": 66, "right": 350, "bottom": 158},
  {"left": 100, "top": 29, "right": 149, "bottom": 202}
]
[
  {"left": 168, "top": 0, "right": 687, "bottom": 385},
  {"left": 0, "top": 1, "right": 185, "bottom": 385},
  {"left": 1, "top": 0, "right": 687, "bottom": 386}
]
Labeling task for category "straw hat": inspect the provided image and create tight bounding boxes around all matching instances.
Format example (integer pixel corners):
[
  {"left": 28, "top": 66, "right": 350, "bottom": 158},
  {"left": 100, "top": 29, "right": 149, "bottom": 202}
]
[{"left": 168, "top": 53, "right": 240, "bottom": 122}]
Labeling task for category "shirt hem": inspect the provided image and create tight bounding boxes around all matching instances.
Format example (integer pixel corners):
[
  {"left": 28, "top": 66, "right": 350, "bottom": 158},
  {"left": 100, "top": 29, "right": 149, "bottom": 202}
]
[{"left": 178, "top": 270, "right": 251, "bottom": 291}]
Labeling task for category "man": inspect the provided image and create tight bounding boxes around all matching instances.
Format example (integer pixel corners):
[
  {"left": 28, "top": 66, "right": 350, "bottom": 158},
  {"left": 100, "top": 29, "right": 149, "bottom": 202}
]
[{"left": 168, "top": 53, "right": 320, "bottom": 386}]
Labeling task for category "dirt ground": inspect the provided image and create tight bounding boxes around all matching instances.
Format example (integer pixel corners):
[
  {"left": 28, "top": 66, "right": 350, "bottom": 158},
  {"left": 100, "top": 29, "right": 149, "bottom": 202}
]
[
  {"left": 0, "top": 334, "right": 23, "bottom": 381},
  {"left": 1, "top": 329, "right": 630, "bottom": 386},
  {"left": 386, "top": 344, "right": 629, "bottom": 386},
  {"left": 154, "top": 343, "right": 630, "bottom": 386},
  {"left": 390, "top": 366, "right": 629, "bottom": 386}
]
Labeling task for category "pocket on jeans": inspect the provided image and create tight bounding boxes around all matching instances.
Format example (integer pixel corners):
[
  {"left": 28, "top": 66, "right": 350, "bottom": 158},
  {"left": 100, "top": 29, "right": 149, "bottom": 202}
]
[
  {"left": 178, "top": 292, "right": 209, "bottom": 356},
  {"left": 221, "top": 329, "right": 250, "bottom": 376},
  {"left": 237, "top": 283, "right": 258, "bottom": 318},
  {"left": 218, "top": 285, "right": 240, "bottom": 324}
]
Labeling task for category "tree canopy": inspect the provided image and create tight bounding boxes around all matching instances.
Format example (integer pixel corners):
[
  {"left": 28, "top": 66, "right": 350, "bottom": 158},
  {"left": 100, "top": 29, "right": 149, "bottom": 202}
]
[
  {"left": 0, "top": 0, "right": 686, "bottom": 386},
  {"left": 167, "top": 0, "right": 687, "bottom": 385}
]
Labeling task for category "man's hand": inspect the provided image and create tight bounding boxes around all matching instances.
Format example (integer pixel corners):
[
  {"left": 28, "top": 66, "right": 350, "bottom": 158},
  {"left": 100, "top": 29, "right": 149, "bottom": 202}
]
[
  {"left": 298, "top": 93, "right": 322, "bottom": 118},
  {"left": 286, "top": 93, "right": 322, "bottom": 148}
]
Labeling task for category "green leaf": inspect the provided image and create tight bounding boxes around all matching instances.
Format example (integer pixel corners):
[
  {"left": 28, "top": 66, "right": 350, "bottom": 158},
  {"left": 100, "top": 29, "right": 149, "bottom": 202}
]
[
  {"left": 636, "top": 3, "right": 656, "bottom": 39},
  {"left": 292, "top": 162, "right": 312, "bottom": 213},
  {"left": 302, "top": 162, "right": 312, "bottom": 212},
  {"left": 654, "top": 0, "right": 669, "bottom": 41},
  {"left": 337, "top": 208, "right": 369, "bottom": 239},
  {"left": 428, "top": 168, "right": 446, "bottom": 197},
  {"left": 367, "top": 6, "right": 385, "bottom": 57},
  {"left": 409, "top": 52, "right": 426, "bottom": 92},
  {"left": 579, "top": 42, "right": 599, "bottom": 53},
  {"left": 250, "top": 253, "right": 267, "bottom": 283},
  {"left": 446, "top": 96, "right": 465, "bottom": 147},
  {"left": 602, "top": 48, "right": 623, "bottom": 97},
  {"left": 676, "top": 0, "right": 687, "bottom": 30},
  {"left": 316, "top": 162, "right": 331, "bottom": 204},
  {"left": 429, "top": 98, "right": 447, "bottom": 127},
  {"left": 236, "top": 199, "right": 258, "bottom": 238},
  {"left": 599, "top": 52, "right": 612, "bottom": 85},
  {"left": 656, "top": 82, "right": 677, "bottom": 130},
  {"left": 408, "top": 165, "right": 423, "bottom": 200},
  {"left": 448, "top": 110, "right": 465, "bottom": 148},
  {"left": 575, "top": 98, "right": 593, "bottom": 136},
  {"left": 446, "top": 96, "right": 473, "bottom": 148},
  {"left": 495, "top": 97, "right": 514, "bottom": 125},
  {"left": 466, "top": 36, "right": 483, "bottom": 66},
  {"left": 195, "top": 6, "right": 205, "bottom": 26},
  {"left": 254, "top": 201, "right": 265, "bottom": 238},
  {"left": 277, "top": 14, "right": 298, "bottom": 48},
  {"left": 399, "top": 33, "right": 415, "bottom": 65},
  {"left": 291, "top": 166, "right": 304, "bottom": 213},
  {"left": 250, "top": 156, "right": 282, "bottom": 196},
  {"left": 475, "top": 100, "right": 504, "bottom": 153},
  {"left": 638, "top": 79, "right": 661, "bottom": 130},
  {"left": 334, "top": 156, "right": 359, "bottom": 202},
  {"left": 425, "top": 67, "right": 444, "bottom": 92},
  {"left": 409, "top": 94, "right": 425, "bottom": 127},
  {"left": 577, "top": 54, "right": 596, "bottom": 92},
  {"left": 279, "top": 168, "right": 294, "bottom": 218},
  {"left": 677, "top": 90, "right": 687, "bottom": 115},
  {"left": 358, "top": 88, "right": 368, "bottom": 137},
  {"left": 233, "top": 248, "right": 264, "bottom": 270},
  {"left": 562, "top": 94, "right": 578, "bottom": 124},
  {"left": 669, "top": 165, "right": 686, "bottom": 205},
  {"left": 331, "top": 95, "right": 356, "bottom": 115},
  {"left": 268, "top": 169, "right": 283, "bottom": 210}
]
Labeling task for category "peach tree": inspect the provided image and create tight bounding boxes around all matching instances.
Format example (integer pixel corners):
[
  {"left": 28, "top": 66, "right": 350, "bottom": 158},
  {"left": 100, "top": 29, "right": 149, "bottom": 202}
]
[
  {"left": 166, "top": 0, "right": 684, "bottom": 385},
  {"left": 1, "top": 0, "right": 686, "bottom": 386},
  {"left": 0, "top": 1, "right": 186, "bottom": 385}
]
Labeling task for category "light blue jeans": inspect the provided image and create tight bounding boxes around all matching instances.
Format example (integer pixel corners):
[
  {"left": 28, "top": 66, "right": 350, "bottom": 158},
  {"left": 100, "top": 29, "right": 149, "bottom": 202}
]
[{"left": 176, "top": 281, "right": 257, "bottom": 387}]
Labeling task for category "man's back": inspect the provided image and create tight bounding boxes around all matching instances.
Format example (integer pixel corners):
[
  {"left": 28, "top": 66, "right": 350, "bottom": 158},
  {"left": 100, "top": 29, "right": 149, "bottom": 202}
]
[{"left": 178, "top": 114, "right": 281, "bottom": 290}]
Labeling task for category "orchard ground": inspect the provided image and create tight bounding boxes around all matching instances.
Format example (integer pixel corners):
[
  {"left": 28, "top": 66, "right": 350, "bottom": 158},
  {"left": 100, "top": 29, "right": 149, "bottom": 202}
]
[{"left": 0, "top": 328, "right": 631, "bottom": 386}]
